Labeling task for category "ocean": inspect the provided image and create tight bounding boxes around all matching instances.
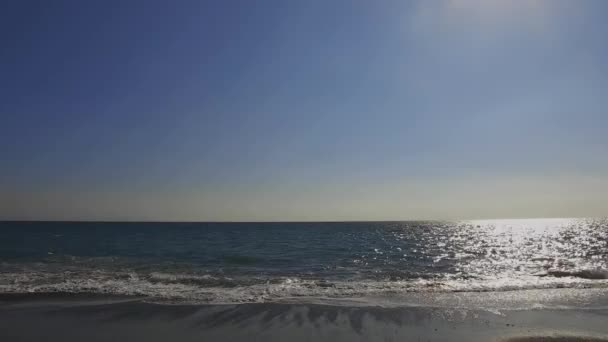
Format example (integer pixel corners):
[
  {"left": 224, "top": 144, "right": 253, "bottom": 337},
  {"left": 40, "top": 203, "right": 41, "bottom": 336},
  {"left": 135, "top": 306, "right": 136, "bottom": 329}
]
[{"left": 1, "top": 218, "right": 607, "bottom": 306}]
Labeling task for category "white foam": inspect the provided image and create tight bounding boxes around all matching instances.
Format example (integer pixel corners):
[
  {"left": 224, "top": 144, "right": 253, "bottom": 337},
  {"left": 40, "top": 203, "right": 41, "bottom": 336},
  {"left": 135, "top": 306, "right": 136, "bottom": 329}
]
[
  {"left": 148, "top": 272, "right": 219, "bottom": 282},
  {"left": 2, "top": 270, "right": 608, "bottom": 305}
]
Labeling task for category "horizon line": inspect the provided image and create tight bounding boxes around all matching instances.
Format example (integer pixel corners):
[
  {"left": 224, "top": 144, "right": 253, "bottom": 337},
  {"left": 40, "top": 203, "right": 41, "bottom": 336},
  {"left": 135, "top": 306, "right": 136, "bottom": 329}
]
[{"left": 0, "top": 216, "right": 601, "bottom": 224}]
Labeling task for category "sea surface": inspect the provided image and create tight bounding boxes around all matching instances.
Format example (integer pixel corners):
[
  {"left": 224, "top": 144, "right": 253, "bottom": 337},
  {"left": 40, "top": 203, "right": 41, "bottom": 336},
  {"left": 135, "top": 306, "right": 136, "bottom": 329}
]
[{"left": 1, "top": 218, "right": 607, "bottom": 305}]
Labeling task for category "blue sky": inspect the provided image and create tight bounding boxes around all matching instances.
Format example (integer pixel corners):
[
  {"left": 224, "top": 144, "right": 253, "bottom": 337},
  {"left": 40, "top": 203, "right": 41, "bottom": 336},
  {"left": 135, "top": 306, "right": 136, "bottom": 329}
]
[{"left": 1, "top": 0, "right": 607, "bottom": 221}]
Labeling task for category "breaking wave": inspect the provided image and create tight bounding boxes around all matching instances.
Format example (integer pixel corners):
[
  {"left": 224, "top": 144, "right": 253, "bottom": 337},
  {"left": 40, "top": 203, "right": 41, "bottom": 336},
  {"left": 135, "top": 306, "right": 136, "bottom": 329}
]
[
  {"left": 2, "top": 268, "right": 608, "bottom": 305},
  {"left": 541, "top": 269, "right": 608, "bottom": 280}
]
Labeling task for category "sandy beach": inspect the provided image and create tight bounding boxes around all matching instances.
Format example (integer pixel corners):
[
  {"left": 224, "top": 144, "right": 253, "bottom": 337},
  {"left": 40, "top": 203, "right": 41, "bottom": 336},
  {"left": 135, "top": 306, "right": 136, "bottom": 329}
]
[{"left": 2, "top": 290, "right": 608, "bottom": 342}]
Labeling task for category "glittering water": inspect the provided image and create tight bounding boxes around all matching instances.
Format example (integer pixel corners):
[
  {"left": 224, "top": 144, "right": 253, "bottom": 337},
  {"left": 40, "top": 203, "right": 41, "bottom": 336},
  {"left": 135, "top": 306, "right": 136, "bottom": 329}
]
[{"left": 1, "top": 219, "right": 607, "bottom": 303}]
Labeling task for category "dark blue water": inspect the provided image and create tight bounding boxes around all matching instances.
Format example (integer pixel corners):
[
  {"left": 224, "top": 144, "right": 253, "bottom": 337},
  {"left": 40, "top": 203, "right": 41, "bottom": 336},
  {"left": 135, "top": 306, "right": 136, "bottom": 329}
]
[{"left": 1, "top": 219, "right": 607, "bottom": 303}]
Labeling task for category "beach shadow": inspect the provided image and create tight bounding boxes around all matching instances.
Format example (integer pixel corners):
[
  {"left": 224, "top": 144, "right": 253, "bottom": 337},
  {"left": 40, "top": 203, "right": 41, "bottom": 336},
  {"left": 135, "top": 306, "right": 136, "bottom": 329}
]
[{"left": 194, "top": 303, "right": 472, "bottom": 334}]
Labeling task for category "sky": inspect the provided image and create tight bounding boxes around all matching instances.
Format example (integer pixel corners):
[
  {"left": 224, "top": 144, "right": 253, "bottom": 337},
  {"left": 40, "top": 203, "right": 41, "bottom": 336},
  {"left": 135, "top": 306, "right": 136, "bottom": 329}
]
[{"left": 1, "top": 0, "right": 607, "bottom": 221}]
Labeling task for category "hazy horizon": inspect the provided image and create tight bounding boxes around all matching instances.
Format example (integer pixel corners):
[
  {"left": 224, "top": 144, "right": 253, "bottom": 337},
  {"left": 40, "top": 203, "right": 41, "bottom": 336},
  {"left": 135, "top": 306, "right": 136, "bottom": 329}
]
[
  {"left": 2, "top": 0, "right": 607, "bottom": 221},
  {"left": 1, "top": 217, "right": 606, "bottom": 224}
]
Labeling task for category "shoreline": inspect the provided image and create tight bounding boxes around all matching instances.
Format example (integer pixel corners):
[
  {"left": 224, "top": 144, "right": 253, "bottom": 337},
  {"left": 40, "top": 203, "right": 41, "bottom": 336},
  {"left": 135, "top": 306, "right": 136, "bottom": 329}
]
[{"left": 2, "top": 286, "right": 608, "bottom": 308}]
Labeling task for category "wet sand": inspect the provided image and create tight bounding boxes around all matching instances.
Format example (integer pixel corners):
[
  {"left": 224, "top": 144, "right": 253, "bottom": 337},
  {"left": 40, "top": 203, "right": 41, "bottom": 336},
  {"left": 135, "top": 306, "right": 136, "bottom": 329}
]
[
  {"left": 1, "top": 293, "right": 608, "bottom": 342},
  {"left": 506, "top": 338, "right": 608, "bottom": 342}
]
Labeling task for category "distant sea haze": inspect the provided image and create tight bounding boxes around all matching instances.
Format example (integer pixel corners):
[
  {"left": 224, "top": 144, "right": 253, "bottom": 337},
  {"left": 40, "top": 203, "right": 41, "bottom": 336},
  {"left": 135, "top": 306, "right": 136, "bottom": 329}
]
[{"left": 1, "top": 218, "right": 607, "bottom": 304}]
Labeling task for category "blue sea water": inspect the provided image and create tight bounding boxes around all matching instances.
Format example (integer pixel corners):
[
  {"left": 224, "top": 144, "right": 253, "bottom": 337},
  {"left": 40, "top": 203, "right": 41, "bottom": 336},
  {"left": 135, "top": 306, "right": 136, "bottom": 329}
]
[{"left": 1, "top": 218, "right": 607, "bottom": 304}]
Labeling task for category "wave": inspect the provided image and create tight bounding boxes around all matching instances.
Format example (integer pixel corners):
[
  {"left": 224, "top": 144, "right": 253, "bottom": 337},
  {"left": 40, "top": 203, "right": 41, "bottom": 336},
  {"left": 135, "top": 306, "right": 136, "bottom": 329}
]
[
  {"left": 539, "top": 269, "right": 608, "bottom": 280},
  {"left": 2, "top": 268, "right": 608, "bottom": 305}
]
